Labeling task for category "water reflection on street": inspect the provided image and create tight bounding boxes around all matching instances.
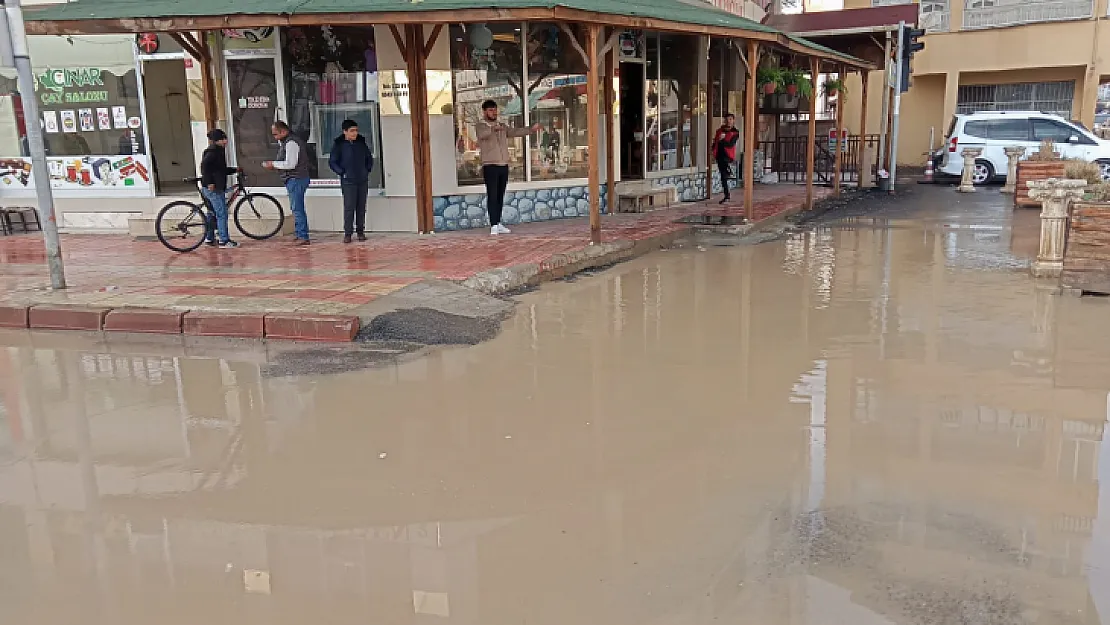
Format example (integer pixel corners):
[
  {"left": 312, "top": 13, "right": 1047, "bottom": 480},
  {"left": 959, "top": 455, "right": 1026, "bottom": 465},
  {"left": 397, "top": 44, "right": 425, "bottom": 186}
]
[{"left": 0, "top": 190, "right": 1107, "bottom": 624}]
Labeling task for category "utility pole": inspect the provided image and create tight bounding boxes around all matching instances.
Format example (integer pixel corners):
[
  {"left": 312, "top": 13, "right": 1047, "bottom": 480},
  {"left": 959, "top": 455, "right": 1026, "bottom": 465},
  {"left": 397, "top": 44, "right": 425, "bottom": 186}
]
[
  {"left": 0, "top": 0, "right": 65, "bottom": 288},
  {"left": 888, "top": 20, "right": 905, "bottom": 194}
]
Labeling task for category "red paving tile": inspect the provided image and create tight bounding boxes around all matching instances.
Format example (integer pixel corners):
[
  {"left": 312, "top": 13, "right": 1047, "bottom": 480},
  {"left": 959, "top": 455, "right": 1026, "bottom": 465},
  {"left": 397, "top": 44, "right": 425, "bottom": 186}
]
[{"left": 0, "top": 186, "right": 824, "bottom": 317}]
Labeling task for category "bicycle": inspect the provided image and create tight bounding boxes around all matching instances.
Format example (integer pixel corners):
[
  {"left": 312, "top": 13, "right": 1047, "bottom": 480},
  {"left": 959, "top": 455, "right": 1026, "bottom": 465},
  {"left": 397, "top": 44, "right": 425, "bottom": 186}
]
[{"left": 155, "top": 172, "right": 285, "bottom": 252}]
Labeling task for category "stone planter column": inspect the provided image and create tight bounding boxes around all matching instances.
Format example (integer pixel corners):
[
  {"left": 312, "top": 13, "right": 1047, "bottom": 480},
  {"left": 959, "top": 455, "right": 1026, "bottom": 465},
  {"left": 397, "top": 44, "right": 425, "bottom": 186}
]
[
  {"left": 1027, "top": 178, "right": 1086, "bottom": 278},
  {"left": 957, "top": 147, "right": 983, "bottom": 193},
  {"left": 1001, "top": 146, "right": 1026, "bottom": 194}
]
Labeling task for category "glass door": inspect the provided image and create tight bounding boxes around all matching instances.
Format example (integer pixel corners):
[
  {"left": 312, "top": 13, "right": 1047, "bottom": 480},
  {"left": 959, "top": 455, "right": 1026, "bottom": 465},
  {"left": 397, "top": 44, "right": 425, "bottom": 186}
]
[{"left": 226, "top": 56, "right": 285, "bottom": 187}]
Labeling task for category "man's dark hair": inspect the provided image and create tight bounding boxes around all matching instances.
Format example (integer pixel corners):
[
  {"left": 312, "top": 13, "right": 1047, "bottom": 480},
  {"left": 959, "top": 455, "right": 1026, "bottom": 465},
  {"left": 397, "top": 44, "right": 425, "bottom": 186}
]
[
  {"left": 272, "top": 120, "right": 291, "bottom": 132},
  {"left": 724, "top": 112, "right": 735, "bottom": 118},
  {"left": 481, "top": 100, "right": 497, "bottom": 110},
  {"left": 341, "top": 119, "right": 358, "bottom": 131}
]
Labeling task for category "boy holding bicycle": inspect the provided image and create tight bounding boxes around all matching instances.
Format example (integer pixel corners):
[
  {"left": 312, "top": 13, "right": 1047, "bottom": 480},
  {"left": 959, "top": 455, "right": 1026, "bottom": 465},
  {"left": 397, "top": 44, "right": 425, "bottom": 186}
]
[{"left": 200, "top": 129, "right": 241, "bottom": 249}]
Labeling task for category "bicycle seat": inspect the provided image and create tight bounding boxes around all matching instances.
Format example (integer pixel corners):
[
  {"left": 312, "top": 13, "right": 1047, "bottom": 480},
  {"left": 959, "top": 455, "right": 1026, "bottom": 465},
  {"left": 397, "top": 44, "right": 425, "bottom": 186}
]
[{"left": 183, "top": 176, "right": 202, "bottom": 184}]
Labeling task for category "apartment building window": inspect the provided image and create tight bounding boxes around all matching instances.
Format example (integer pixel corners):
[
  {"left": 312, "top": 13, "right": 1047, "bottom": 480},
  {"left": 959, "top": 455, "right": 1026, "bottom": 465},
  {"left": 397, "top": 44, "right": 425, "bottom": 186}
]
[{"left": 956, "top": 81, "right": 1075, "bottom": 119}]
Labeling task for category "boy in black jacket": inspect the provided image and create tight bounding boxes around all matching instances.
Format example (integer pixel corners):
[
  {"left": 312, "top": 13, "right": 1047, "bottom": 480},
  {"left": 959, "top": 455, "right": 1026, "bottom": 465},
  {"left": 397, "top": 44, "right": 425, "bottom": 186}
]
[
  {"left": 328, "top": 120, "right": 374, "bottom": 243},
  {"left": 199, "top": 129, "right": 240, "bottom": 248}
]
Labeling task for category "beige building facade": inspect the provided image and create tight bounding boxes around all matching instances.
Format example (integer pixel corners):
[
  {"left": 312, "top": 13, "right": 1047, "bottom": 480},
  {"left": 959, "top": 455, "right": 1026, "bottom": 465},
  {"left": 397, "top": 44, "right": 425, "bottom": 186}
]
[{"left": 840, "top": 0, "right": 1110, "bottom": 167}]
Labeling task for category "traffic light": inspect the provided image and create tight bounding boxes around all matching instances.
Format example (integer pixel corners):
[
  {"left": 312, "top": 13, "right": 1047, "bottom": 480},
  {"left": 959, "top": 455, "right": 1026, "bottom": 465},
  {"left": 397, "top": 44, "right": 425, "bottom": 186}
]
[{"left": 899, "top": 27, "right": 926, "bottom": 93}]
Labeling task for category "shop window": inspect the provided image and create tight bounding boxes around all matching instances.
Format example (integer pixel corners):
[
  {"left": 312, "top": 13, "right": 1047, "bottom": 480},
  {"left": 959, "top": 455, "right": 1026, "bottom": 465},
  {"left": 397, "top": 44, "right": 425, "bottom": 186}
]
[
  {"left": 526, "top": 23, "right": 589, "bottom": 181},
  {"left": 450, "top": 23, "right": 527, "bottom": 185},
  {"left": 0, "top": 35, "right": 151, "bottom": 192},
  {"left": 281, "top": 26, "right": 384, "bottom": 188},
  {"left": 659, "top": 35, "right": 698, "bottom": 170}
]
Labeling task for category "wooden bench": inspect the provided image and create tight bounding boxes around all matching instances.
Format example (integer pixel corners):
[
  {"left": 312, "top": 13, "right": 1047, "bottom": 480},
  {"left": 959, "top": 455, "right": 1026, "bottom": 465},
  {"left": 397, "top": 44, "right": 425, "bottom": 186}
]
[{"left": 616, "top": 187, "right": 673, "bottom": 213}]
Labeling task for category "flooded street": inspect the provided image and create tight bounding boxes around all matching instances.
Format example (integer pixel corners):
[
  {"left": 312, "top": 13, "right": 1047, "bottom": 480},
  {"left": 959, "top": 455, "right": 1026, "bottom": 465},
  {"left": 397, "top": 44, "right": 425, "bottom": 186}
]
[{"left": 1, "top": 187, "right": 1108, "bottom": 624}]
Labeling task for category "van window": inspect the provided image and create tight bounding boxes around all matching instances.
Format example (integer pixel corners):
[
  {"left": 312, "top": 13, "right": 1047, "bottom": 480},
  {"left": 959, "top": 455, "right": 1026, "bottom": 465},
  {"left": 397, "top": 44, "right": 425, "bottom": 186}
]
[
  {"left": 963, "top": 121, "right": 990, "bottom": 138},
  {"left": 989, "top": 119, "right": 1031, "bottom": 141},
  {"left": 1032, "top": 119, "right": 1076, "bottom": 142}
]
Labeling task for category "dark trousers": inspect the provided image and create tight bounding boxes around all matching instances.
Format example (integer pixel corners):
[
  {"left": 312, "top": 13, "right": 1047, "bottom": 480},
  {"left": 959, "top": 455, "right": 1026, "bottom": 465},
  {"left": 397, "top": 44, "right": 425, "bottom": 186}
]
[
  {"left": 717, "top": 155, "right": 733, "bottom": 198},
  {"left": 482, "top": 164, "right": 509, "bottom": 226},
  {"left": 341, "top": 178, "right": 368, "bottom": 236}
]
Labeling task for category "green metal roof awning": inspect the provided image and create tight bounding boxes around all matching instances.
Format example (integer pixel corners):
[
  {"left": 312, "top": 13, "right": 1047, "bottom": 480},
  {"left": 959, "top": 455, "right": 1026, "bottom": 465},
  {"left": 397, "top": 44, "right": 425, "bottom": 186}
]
[{"left": 23, "top": 0, "right": 872, "bottom": 68}]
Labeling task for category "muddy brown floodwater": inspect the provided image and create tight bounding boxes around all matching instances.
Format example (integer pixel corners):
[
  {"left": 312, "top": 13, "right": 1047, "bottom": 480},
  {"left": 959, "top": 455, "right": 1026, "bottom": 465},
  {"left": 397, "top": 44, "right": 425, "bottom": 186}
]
[{"left": 0, "top": 188, "right": 1108, "bottom": 625}]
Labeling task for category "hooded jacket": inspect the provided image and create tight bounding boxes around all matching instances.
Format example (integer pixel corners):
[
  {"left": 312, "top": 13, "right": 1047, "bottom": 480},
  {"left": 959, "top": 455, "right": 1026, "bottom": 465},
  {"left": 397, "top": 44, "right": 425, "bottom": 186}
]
[{"left": 328, "top": 134, "right": 374, "bottom": 182}]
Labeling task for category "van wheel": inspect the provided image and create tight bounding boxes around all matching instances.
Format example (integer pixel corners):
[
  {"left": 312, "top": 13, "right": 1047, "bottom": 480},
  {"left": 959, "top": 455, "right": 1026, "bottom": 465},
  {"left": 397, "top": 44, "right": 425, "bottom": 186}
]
[
  {"left": 972, "top": 160, "right": 994, "bottom": 185},
  {"left": 1097, "top": 160, "right": 1110, "bottom": 181}
]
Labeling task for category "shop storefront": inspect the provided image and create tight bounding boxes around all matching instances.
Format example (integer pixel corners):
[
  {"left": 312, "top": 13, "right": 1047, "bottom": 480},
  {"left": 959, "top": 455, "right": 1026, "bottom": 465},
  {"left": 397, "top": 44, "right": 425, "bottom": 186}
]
[{"left": 5, "top": 8, "right": 867, "bottom": 236}]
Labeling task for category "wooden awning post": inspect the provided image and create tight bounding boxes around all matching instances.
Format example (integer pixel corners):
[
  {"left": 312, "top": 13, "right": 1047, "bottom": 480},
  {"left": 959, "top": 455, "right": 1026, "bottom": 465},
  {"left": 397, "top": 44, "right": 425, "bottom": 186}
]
[
  {"left": 392, "top": 23, "right": 441, "bottom": 234},
  {"left": 858, "top": 69, "right": 870, "bottom": 188},
  {"left": 170, "top": 31, "right": 218, "bottom": 130},
  {"left": 806, "top": 57, "right": 818, "bottom": 210},
  {"left": 705, "top": 37, "right": 714, "bottom": 200},
  {"left": 832, "top": 64, "right": 845, "bottom": 196},
  {"left": 603, "top": 41, "right": 616, "bottom": 216},
  {"left": 742, "top": 39, "right": 758, "bottom": 222},
  {"left": 585, "top": 23, "right": 602, "bottom": 243}
]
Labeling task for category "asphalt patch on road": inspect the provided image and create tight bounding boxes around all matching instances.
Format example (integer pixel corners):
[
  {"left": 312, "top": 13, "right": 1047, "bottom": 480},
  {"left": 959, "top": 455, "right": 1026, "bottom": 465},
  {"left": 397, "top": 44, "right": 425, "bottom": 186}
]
[{"left": 359, "top": 307, "right": 502, "bottom": 345}]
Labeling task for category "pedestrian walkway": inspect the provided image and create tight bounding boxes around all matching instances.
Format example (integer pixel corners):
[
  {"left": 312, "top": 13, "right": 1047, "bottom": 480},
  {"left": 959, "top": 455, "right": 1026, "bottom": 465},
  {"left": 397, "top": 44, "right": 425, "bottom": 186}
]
[{"left": 0, "top": 185, "right": 826, "bottom": 339}]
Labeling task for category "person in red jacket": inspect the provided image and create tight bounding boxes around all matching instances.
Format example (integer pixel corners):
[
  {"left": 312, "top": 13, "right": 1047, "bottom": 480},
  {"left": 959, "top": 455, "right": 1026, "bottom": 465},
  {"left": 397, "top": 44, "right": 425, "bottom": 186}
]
[{"left": 711, "top": 113, "right": 740, "bottom": 204}]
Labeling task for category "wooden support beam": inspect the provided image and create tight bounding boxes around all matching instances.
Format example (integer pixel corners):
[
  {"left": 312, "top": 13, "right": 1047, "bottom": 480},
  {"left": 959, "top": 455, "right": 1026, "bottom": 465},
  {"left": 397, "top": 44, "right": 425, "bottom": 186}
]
[
  {"left": 168, "top": 32, "right": 205, "bottom": 61},
  {"left": 172, "top": 32, "right": 218, "bottom": 130},
  {"left": 806, "top": 57, "right": 818, "bottom": 210},
  {"left": 832, "top": 64, "right": 845, "bottom": 196},
  {"left": 423, "top": 24, "right": 443, "bottom": 58},
  {"left": 604, "top": 45, "right": 616, "bottom": 216},
  {"left": 706, "top": 38, "right": 715, "bottom": 200},
  {"left": 743, "top": 39, "right": 758, "bottom": 222},
  {"left": 858, "top": 69, "right": 870, "bottom": 189},
  {"left": 389, "top": 24, "right": 408, "bottom": 58},
  {"left": 586, "top": 23, "right": 602, "bottom": 244},
  {"left": 404, "top": 24, "right": 434, "bottom": 233}
]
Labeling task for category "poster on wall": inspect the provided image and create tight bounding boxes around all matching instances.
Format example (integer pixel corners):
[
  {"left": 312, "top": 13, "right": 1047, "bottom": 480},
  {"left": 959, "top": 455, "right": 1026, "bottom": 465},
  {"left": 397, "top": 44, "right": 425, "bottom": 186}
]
[
  {"left": 60, "top": 110, "right": 76, "bottom": 132},
  {"left": 0, "top": 155, "right": 152, "bottom": 192},
  {"left": 111, "top": 106, "right": 127, "bottom": 129},
  {"left": 96, "top": 108, "right": 111, "bottom": 130},
  {"left": 78, "top": 108, "right": 94, "bottom": 132},
  {"left": 43, "top": 110, "right": 59, "bottom": 134}
]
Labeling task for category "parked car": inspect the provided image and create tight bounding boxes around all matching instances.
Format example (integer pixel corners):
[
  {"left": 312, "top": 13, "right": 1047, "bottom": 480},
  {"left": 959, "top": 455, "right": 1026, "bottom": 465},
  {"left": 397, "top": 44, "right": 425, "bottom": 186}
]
[{"left": 936, "top": 111, "right": 1110, "bottom": 184}]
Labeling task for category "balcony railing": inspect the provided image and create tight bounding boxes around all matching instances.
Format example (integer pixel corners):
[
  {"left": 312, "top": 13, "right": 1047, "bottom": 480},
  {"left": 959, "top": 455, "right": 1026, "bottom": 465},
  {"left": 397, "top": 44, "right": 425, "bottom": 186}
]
[
  {"left": 963, "top": 0, "right": 1093, "bottom": 30},
  {"left": 871, "top": 0, "right": 950, "bottom": 33},
  {"left": 920, "top": 10, "right": 950, "bottom": 32}
]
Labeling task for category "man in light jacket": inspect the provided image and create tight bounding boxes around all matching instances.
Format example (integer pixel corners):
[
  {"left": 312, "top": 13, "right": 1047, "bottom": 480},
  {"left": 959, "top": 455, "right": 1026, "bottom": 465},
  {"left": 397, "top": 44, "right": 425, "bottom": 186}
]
[
  {"left": 329, "top": 120, "right": 374, "bottom": 243},
  {"left": 476, "top": 99, "right": 540, "bottom": 235}
]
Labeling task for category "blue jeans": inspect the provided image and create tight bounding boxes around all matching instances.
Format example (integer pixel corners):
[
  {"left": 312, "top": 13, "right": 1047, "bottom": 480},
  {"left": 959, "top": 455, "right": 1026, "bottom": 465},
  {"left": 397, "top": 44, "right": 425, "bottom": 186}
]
[
  {"left": 285, "top": 177, "right": 311, "bottom": 240},
  {"left": 202, "top": 188, "right": 230, "bottom": 243}
]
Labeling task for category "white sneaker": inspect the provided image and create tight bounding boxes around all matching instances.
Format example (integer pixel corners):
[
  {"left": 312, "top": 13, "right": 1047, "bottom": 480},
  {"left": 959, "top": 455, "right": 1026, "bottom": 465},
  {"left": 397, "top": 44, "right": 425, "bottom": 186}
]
[
  {"left": 496, "top": 224, "right": 512, "bottom": 234},
  {"left": 490, "top": 225, "right": 500, "bottom": 235}
]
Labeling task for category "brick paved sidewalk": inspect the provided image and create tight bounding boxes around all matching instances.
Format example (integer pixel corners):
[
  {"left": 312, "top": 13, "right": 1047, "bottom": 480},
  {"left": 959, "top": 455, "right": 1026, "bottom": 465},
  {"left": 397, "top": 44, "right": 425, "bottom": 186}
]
[{"left": 0, "top": 185, "right": 825, "bottom": 340}]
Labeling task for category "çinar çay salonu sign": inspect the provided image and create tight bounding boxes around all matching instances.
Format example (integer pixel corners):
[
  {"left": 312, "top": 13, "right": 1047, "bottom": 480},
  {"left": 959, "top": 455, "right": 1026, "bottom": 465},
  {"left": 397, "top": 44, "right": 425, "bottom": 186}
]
[{"left": 35, "top": 67, "right": 109, "bottom": 105}]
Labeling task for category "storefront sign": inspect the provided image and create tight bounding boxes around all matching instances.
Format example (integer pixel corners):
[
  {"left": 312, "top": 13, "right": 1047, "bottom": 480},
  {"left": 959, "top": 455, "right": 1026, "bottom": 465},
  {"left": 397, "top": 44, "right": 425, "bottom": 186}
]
[
  {"left": 136, "top": 33, "right": 161, "bottom": 54},
  {"left": 0, "top": 154, "right": 152, "bottom": 192},
  {"left": 238, "top": 95, "right": 271, "bottom": 110},
  {"left": 379, "top": 70, "right": 454, "bottom": 116},
  {"left": 36, "top": 67, "right": 109, "bottom": 106}
]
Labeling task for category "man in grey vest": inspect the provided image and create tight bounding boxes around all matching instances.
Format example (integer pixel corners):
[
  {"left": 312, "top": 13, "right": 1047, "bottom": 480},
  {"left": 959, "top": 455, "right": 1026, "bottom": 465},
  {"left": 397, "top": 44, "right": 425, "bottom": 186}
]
[{"left": 263, "top": 121, "right": 312, "bottom": 245}]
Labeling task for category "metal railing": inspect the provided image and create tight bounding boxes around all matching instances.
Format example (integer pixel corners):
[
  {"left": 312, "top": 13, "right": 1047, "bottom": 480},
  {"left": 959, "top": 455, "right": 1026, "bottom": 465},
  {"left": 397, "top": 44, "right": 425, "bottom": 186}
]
[
  {"left": 754, "top": 134, "right": 882, "bottom": 185},
  {"left": 963, "top": 0, "right": 1093, "bottom": 30},
  {"left": 872, "top": 0, "right": 950, "bottom": 32}
]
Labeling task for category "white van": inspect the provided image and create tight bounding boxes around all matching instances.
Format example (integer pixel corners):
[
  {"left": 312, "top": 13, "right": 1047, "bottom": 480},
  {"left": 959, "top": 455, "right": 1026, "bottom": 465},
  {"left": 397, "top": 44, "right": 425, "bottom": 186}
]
[{"left": 936, "top": 111, "right": 1110, "bottom": 184}]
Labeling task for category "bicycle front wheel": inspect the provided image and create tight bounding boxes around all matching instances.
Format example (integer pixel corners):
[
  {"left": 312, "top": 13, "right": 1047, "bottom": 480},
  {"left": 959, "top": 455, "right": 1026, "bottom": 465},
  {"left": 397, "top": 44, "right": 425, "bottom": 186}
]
[
  {"left": 234, "top": 192, "right": 285, "bottom": 240},
  {"left": 156, "top": 200, "right": 210, "bottom": 253}
]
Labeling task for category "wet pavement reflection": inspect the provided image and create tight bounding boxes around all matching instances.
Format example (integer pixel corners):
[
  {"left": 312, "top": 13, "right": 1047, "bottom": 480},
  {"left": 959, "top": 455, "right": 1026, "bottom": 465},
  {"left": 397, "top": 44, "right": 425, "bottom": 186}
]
[{"left": 0, "top": 188, "right": 1107, "bottom": 624}]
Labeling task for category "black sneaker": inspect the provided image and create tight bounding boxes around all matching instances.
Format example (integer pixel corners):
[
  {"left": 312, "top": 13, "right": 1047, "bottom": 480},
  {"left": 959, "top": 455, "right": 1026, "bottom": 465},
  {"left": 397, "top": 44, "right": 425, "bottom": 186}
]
[
  {"left": 219, "top": 240, "right": 240, "bottom": 249},
  {"left": 206, "top": 240, "right": 218, "bottom": 247}
]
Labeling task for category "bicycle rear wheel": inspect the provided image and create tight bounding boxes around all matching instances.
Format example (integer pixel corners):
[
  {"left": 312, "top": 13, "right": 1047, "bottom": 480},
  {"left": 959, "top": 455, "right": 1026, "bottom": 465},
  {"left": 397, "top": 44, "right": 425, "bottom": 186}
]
[
  {"left": 234, "top": 192, "right": 284, "bottom": 240},
  {"left": 156, "top": 200, "right": 210, "bottom": 253}
]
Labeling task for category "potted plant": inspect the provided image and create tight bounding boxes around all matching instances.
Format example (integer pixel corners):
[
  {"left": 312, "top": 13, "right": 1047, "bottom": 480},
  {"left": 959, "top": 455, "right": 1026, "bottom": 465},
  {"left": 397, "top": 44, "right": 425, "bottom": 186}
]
[
  {"left": 757, "top": 67, "right": 783, "bottom": 96},
  {"left": 1015, "top": 139, "right": 1066, "bottom": 208},
  {"left": 1062, "top": 179, "right": 1110, "bottom": 292},
  {"left": 781, "top": 69, "right": 813, "bottom": 99},
  {"left": 822, "top": 77, "right": 845, "bottom": 98}
]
